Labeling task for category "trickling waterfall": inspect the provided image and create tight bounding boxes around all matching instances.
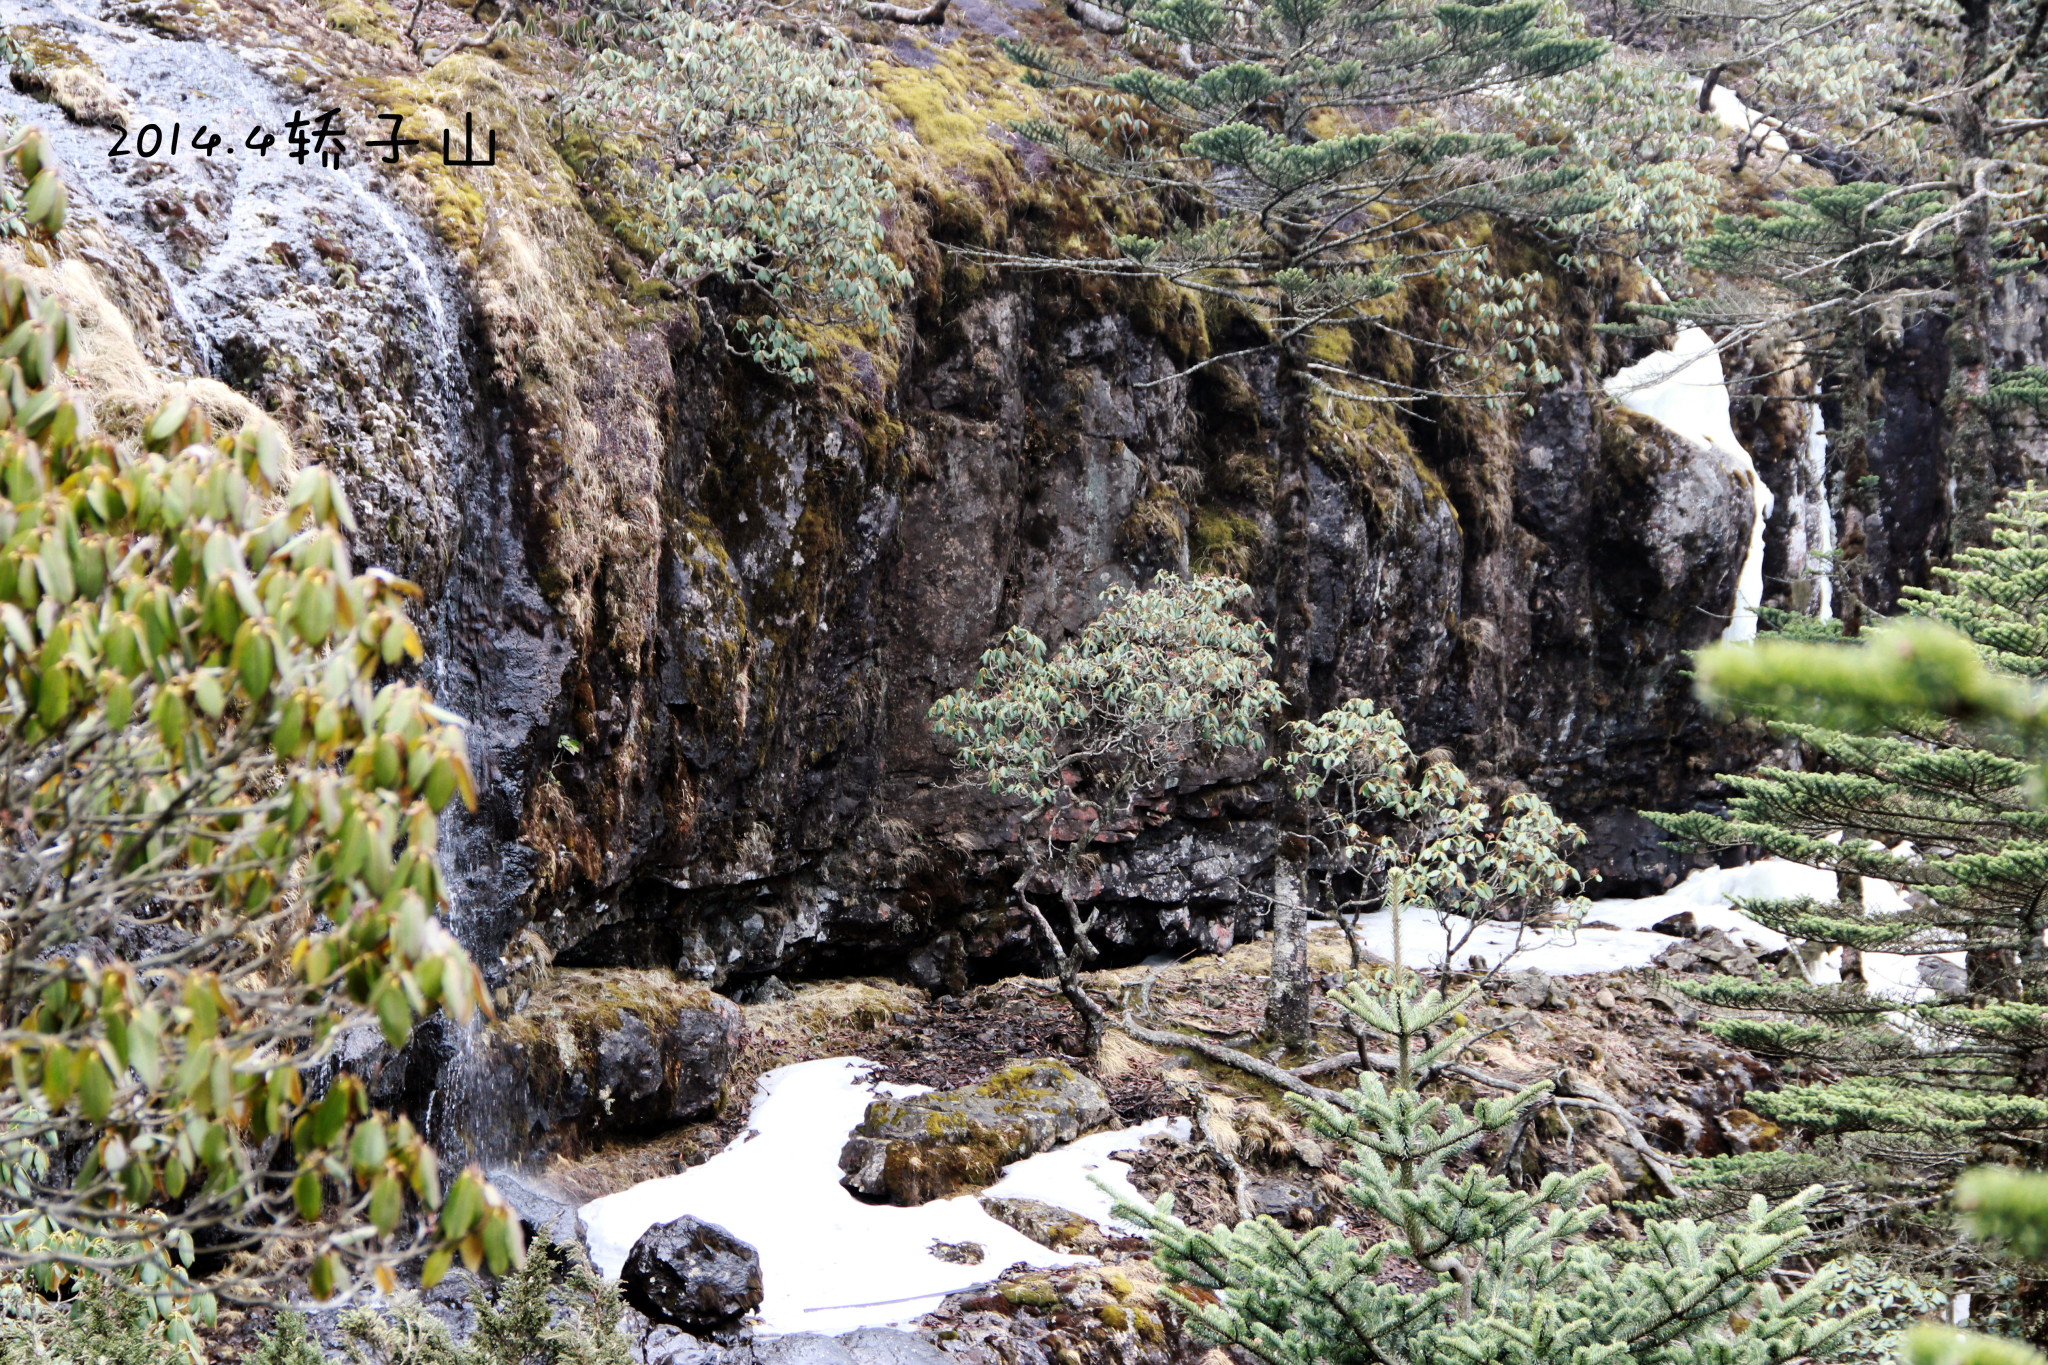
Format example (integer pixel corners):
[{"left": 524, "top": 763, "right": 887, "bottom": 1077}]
[
  {"left": 1792, "top": 405, "right": 1834, "bottom": 619},
  {"left": 1604, "top": 326, "right": 1774, "bottom": 643},
  {"left": 6, "top": 0, "right": 518, "bottom": 1153},
  {"left": 5, "top": 0, "right": 489, "bottom": 809}
]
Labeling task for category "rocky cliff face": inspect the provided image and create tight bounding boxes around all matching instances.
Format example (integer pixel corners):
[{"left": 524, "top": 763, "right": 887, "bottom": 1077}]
[{"left": 10, "top": 0, "right": 1790, "bottom": 999}]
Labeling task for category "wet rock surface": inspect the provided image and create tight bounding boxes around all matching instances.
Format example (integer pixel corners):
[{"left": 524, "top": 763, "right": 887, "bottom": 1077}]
[
  {"left": 839, "top": 1059, "right": 1113, "bottom": 1204},
  {"left": 0, "top": 0, "right": 477, "bottom": 594},
  {"left": 438, "top": 969, "right": 746, "bottom": 1163},
  {"left": 485, "top": 1165, "right": 582, "bottom": 1246},
  {"left": 623, "top": 1216, "right": 765, "bottom": 1330}
]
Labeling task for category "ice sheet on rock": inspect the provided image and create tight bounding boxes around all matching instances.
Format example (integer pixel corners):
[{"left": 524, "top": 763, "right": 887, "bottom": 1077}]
[
  {"left": 577, "top": 1057, "right": 1177, "bottom": 1336},
  {"left": 1603, "top": 327, "right": 1775, "bottom": 643},
  {"left": 1352, "top": 859, "right": 1952, "bottom": 1001},
  {"left": 1793, "top": 407, "right": 1834, "bottom": 619}
]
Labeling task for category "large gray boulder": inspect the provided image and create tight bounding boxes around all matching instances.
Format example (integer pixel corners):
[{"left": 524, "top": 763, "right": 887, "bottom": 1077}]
[
  {"left": 838, "top": 1059, "right": 1112, "bottom": 1206},
  {"left": 450, "top": 970, "right": 746, "bottom": 1162},
  {"left": 621, "top": 1216, "right": 764, "bottom": 1330}
]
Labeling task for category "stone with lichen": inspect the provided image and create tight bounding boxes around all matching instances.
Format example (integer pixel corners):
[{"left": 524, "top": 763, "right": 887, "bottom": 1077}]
[{"left": 838, "top": 1060, "right": 1111, "bottom": 1206}]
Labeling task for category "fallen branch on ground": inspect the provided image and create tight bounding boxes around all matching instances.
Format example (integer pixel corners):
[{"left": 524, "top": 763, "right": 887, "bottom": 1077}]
[
  {"left": 1448, "top": 1063, "right": 1683, "bottom": 1199},
  {"left": 1117, "top": 1011, "right": 1344, "bottom": 1103},
  {"left": 1165, "top": 1068, "right": 1256, "bottom": 1221},
  {"left": 418, "top": 3, "right": 518, "bottom": 67}
]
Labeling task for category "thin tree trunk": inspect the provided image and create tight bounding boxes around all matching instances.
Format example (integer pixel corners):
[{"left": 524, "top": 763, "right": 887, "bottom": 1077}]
[
  {"left": 1268, "top": 855, "right": 1311, "bottom": 1041},
  {"left": 1945, "top": 0, "right": 2001, "bottom": 556},
  {"left": 1266, "top": 316, "right": 1316, "bottom": 1044},
  {"left": 1835, "top": 868, "right": 1867, "bottom": 984},
  {"left": 1015, "top": 856, "right": 1107, "bottom": 1053},
  {"left": 1836, "top": 320, "right": 1873, "bottom": 636}
]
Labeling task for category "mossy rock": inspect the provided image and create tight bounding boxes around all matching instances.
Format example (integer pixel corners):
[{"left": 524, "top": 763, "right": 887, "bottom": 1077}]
[
  {"left": 979, "top": 1195, "right": 1105, "bottom": 1252},
  {"left": 838, "top": 1060, "right": 1112, "bottom": 1206},
  {"left": 998, "top": 1276, "right": 1061, "bottom": 1309},
  {"left": 465, "top": 969, "right": 747, "bottom": 1158}
]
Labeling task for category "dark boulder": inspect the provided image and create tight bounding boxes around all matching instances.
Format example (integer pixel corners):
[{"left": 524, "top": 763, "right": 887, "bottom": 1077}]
[
  {"left": 441, "top": 969, "right": 745, "bottom": 1163},
  {"left": 622, "top": 1216, "right": 764, "bottom": 1330}
]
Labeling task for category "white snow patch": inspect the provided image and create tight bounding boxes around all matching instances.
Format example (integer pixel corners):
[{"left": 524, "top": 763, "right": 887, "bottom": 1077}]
[
  {"left": 984, "top": 1119, "right": 1188, "bottom": 1230},
  {"left": 1702, "top": 81, "right": 1802, "bottom": 163},
  {"left": 577, "top": 1057, "right": 1184, "bottom": 1336},
  {"left": 1604, "top": 327, "right": 1774, "bottom": 642},
  {"left": 1357, "top": 858, "right": 1957, "bottom": 1002}
]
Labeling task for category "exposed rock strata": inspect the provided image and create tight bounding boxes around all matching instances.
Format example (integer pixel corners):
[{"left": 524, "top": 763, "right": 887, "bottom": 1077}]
[{"left": 4, "top": 0, "right": 1929, "bottom": 1000}]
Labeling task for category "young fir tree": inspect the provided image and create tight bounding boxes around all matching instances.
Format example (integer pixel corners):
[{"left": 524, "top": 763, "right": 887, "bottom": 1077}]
[
  {"left": 1118, "top": 972, "right": 1855, "bottom": 1365},
  {"left": 1647, "top": 486, "right": 2048, "bottom": 1231}
]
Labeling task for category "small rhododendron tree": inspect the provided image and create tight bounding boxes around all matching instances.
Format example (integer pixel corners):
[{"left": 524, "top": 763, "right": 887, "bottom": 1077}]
[
  {"left": 568, "top": 15, "right": 908, "bottom": 382},
  {"left": 1281, "top": 698, "right": 1586, "bottom": 977},
  {"left": 930, "top": 574, "right": 1284, "bottom": 1049}
]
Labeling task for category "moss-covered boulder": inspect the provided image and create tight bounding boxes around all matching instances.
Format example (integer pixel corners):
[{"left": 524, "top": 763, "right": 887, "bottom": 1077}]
[
  {"left": 459, "top": 969, "right": 745, "bottom": 1160},
  {"left": 838, "top": 1060, "right": 1111, "bottom": 1206}
]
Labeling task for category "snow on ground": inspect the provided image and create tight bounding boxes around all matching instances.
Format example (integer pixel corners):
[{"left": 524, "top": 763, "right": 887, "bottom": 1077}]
[
  {"left": 1602, "top": 327, "right": 1774, "bottom": 644},
  {"left": 1349, "top": 858, "right": 1958, "bottom": 1001},
  {"left": 983, "top": 1122, "right": 1182, "bottom": 1230},
  {"left": 578, "top": 1057, "right": 1186, "bottom": 1335}
]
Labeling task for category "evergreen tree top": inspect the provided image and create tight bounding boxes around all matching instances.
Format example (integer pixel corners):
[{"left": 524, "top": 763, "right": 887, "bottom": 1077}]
[
  {"left": 1654, "top": 486, "right": 2048, "bottom": 1223},
  {"left": 1117, "top": 975, "right": 1855, "bottom": 1365}
]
